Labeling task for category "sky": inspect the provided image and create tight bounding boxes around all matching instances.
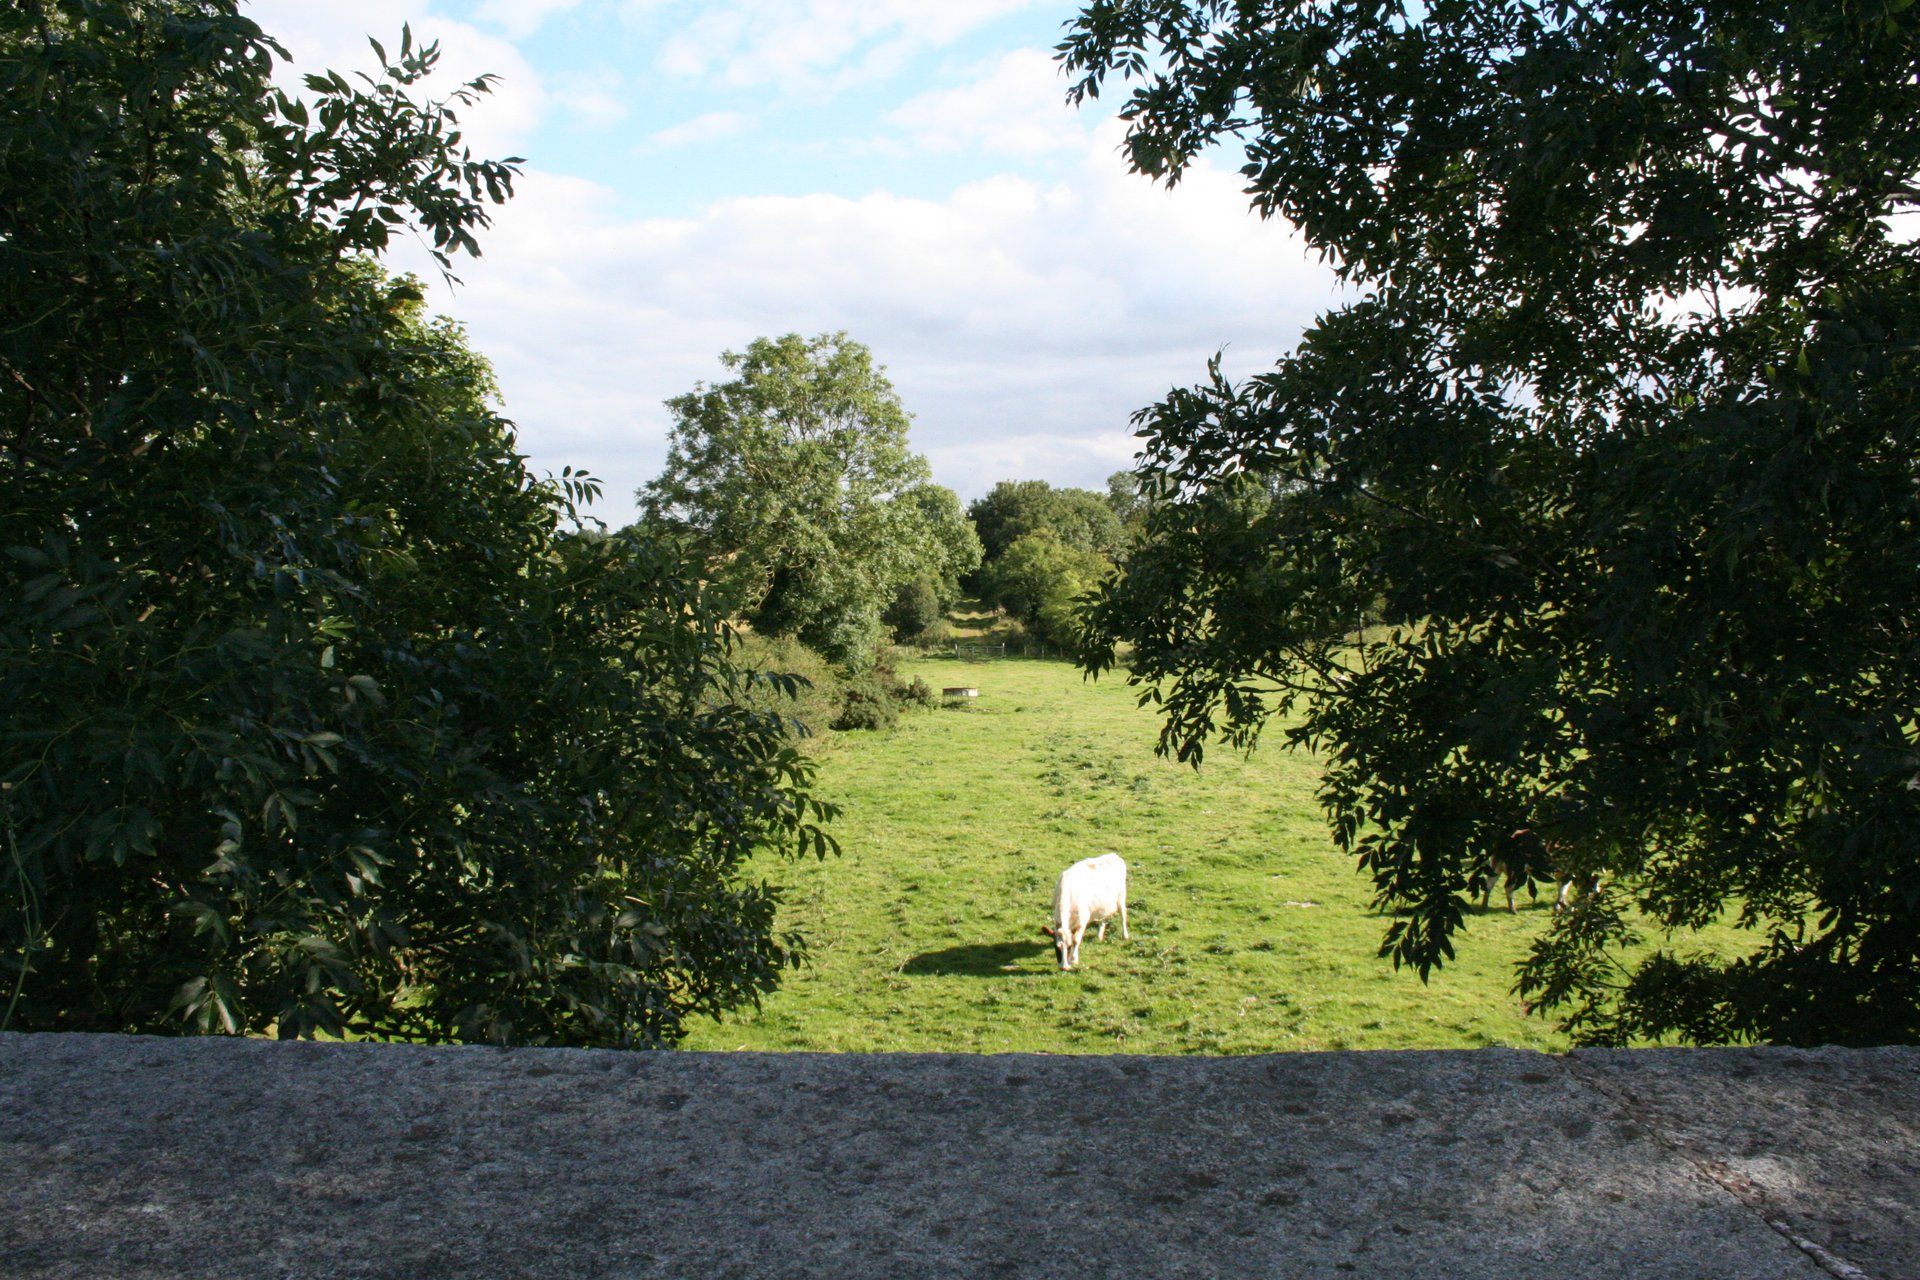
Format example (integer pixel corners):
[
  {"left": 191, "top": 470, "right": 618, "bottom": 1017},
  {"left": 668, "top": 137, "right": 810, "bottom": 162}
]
[{"left": 243, "top": 0, "right": 1342, "bottom": 529}]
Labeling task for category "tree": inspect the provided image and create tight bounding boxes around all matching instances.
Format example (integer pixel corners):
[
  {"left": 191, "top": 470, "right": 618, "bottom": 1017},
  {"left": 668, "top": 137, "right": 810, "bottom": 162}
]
[
  {"left": 1, "top": 0, "right": 832, "bottom": 1047},
  {"left": 967, "top": 480, "right": 1127, "bottom": 566},
  {"left": 638, "top": 333, "right": 947, "bottom": 665},
  {"left": 1064, "top": 1, "right": 1920, "bottom": 1045},
  {"left": 901, "top": 482, "right": 984, "bottom": 608},
  {"left": 882, "top": 577, "right": 943, "bottom": 642},
  {"left": 1104, "top": 470, "right": 1155, "bottom": 536},
  {"left": 981, "top": 533, "right": 1112, "bottom": 648}
]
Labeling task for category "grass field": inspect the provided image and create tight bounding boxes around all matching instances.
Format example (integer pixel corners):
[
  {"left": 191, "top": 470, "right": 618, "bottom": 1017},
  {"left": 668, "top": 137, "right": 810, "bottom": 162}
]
[{"left": 683, "top": 655, "right": 1748, "bottom": 1055}]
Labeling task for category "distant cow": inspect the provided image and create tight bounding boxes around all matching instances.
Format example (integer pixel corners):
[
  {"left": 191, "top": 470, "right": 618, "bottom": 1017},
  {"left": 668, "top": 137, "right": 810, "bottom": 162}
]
[
  {"left": 1555, "top": 871, "right": 1601, "bottom": 911},
  {"left": 1473, "top": 854, "right": 1531, "bottom": 914},
  {"left": 1476, "top": 827, "right": 1603, "bottom": 913},
  {"left": 1041, "top": 853, "right": 1130, "bottom": 971},
  {"left": 1473, "top": 827, "right": 1549, "bottom": 914}
]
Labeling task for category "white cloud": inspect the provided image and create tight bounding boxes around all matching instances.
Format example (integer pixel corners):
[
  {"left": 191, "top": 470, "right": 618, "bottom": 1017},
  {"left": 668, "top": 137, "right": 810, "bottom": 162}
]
[
  {"left": 552, "top": 68, "right": 629, "bottom": 131},
  {"left": 884, "top": 48, "right": 1086, "bottom": 156},
  {"left": 409, "top": 119, "right": 1339, "bottom": 528},
  {"left": 239, "top": 1, "right": 1343, "bottom": 530},
  {"left": 473, "top": 0, "right": 584, "bottom": 39},
  {"left": 643, "top": 110, "right": 749, "bottom": 151}
]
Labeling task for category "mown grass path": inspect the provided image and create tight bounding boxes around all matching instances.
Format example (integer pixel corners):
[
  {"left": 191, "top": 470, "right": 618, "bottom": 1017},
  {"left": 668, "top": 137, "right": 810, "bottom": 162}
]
[{"left": 685, "top": 657, "right": 1725, "bottom": 1054}]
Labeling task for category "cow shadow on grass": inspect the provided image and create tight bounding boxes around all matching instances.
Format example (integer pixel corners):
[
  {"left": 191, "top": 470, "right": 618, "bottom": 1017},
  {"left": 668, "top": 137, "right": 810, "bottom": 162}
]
[{"left": 901, "top": 941, "right": 1052, "bottom": 978}]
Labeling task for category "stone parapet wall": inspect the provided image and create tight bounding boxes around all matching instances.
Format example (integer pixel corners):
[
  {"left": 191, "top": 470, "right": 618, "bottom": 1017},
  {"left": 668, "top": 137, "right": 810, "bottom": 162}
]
[{"left": 2, "top": 1034, "right": 1915, "bottom": 1279}]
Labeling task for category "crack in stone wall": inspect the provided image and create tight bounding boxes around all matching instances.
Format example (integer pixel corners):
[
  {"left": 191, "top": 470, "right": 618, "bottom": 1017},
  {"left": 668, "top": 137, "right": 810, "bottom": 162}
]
[{"left": 1561, "top": 1053, "right": 1879, "bottom": 1280}]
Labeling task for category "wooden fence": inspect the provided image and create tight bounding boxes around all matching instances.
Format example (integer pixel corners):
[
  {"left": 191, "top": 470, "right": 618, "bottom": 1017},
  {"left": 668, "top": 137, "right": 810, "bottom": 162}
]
[{"left": 936, "top": 641, "right": 1063, "bottom": 661}]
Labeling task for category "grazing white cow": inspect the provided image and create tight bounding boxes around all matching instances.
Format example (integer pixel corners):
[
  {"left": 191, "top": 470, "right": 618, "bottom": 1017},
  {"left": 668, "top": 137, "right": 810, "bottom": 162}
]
[{"left": 1040, "top": 853, "right": 1129, "bottom": 971}]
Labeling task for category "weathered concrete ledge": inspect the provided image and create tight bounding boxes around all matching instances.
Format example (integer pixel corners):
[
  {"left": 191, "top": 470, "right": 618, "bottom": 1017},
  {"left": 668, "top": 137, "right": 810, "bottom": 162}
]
[{"left": 2, "top": 1034, "right": 1915, "bottom": 1279}]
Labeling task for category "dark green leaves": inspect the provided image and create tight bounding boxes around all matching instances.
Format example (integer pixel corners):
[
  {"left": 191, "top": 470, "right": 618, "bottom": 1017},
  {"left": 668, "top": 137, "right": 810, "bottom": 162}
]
[
  {"left": 1, "top": 1, "right": 833, "bottom": 1048},
  {"left": 1068, "top": 0, "right": 1920, "bottom": 1045}
]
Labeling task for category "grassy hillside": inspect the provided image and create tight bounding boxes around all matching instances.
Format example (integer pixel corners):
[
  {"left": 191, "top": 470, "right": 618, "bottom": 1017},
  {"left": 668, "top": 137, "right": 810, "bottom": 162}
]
[{"left": 686, "top": 655, "right": 1750, "bottom": 1055}]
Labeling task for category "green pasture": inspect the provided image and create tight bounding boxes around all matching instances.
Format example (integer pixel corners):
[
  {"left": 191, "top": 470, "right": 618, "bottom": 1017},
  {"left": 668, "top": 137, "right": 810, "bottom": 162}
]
[{"left": 684, "top": 656, "right": 1748, "bottom": 1054}]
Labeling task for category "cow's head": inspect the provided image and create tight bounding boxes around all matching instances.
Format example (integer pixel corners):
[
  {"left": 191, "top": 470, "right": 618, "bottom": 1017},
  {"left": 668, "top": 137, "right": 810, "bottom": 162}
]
[{"left": 1039, "top": 924, "right": 1076, "bottom": 970}]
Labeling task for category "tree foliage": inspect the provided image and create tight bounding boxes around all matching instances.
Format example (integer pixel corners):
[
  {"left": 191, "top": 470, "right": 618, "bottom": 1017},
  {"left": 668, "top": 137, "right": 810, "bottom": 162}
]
[
  {"left": 1, "top": 0, "right": 833, "bottom": 1046},
  {"left": 638, "top": 333, "right": 955, "bottom": 665},
  {"left": 981, "top": 534, "right": 1113, "bottom": 649},
  {"left": 1104, "top": 469, "right": 1156, "bottom": 538},
  {"left": 883, "top": 577, "right": 943, "bottom": 642},
  {"left": 968, "top": 480, "right": 1128, "bottom": 566},
  {"left": 901, "top": 482, "right": 985, "bottom": 608},
  {"left": 1065, "top": 0, "right": 1920, "bottom": 1045}
]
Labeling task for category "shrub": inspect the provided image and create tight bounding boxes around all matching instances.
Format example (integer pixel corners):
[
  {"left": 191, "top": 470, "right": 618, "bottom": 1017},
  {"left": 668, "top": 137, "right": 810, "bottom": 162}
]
[
  {"left": 730, "top": 634, "right": 940, "bottom": 737},
  {"left": 832, "top": 675, "right": 900, "bottom": 731},
  {"left": 731, "top": 634, "right": 845, "bottom": 744},
  {"left": 914, "top": 619, "right": 957, "bottom": 649},
  {"left": 883, "top": 577, "right": 942, "bottom": 642}
]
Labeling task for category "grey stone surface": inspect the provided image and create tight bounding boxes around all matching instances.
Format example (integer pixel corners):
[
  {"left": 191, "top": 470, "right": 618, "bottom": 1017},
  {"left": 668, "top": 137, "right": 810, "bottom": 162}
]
[
  {"left": 0, "top": 1034, "right": 1913, "bottom": 1279},
  {"left": 1569, "top": 1047, "right": 1920, "bottom": 1280}
]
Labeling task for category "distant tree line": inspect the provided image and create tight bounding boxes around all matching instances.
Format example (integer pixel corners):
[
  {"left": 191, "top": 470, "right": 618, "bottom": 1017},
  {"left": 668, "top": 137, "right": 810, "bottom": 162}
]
[
  {"left": 631, "top": 331, "right": 1154, "bottom": 663},
  {"left": 964, "top": 478, "right": 1146, "bottom": 648}
]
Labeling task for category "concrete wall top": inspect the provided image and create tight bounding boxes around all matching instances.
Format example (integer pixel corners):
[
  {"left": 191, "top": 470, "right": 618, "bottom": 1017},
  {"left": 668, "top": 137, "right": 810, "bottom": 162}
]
[{"left": 2, "top": 1033, "right": 1915, "bottom": 1279}]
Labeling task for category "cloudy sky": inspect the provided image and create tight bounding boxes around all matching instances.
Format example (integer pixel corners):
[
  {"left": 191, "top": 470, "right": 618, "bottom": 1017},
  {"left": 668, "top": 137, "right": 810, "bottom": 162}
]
[{"left": 244, "top": 0, "right": 1341, "bottom": 529}]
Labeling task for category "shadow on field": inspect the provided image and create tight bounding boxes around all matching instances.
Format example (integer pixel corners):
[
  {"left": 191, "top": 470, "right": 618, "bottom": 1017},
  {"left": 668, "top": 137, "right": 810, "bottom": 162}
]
[{"left": 901, "top": 941, "right": 1051, "bottom": 977}]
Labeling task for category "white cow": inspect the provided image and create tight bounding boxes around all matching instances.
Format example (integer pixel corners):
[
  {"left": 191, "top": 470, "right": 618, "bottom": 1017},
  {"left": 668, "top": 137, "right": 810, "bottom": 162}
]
[{"left": 1040, "top": 853, "right": 1130, "bottom": 971}]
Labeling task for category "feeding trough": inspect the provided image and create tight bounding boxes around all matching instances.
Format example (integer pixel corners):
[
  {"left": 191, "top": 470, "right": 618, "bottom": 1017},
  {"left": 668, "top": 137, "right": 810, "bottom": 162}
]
[{"left": 941, "top": 686, "right": 979, "bottom": 701}]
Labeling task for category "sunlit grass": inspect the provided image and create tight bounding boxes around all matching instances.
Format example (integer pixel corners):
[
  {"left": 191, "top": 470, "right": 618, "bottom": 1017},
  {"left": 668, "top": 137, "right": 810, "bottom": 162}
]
[{"left": 684, "top": 655, "right": 1752, "bottom": 1054}]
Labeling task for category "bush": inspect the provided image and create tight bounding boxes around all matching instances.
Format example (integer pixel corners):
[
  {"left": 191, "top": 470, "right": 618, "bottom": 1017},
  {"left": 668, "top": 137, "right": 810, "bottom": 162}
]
[
  {"left": 883, "top": 577, "right": 942, "bottom": 642},
  {"left": 914, "top": 619, "right": 957, "bottom": 649},
  {"left": 729, "top": 635, "right": 943, "bottom": 736},
  {"left": 731, "top": 634, "right": 845, "bottom": 744},
  {"left": 1035, "top": 595, "right": 1090, "bottom": 650},
  {"left": 832, "top": 675, "right": 900, "bottom": 731}
]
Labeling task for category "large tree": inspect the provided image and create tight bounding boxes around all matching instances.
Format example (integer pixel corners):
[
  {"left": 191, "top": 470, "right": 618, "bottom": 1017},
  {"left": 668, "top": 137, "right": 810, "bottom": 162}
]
[
  {"left": 880, "top": 482, "right": 985, "bottom": 641},
  {"left": 639, "top": 332, "right": 953, "bottom": 664},
  {"left": 2, "top": 0, "right": 832, "bottom": 1046},
  {"left": 968, "top": 479, "right": 1127, "bottom": 565},
  {"left": 902, "top": 482, "right": 985, "bottom": 608},
  {"left": 1064, "top": 1, "right": 1920, "bottom": 1044}
]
